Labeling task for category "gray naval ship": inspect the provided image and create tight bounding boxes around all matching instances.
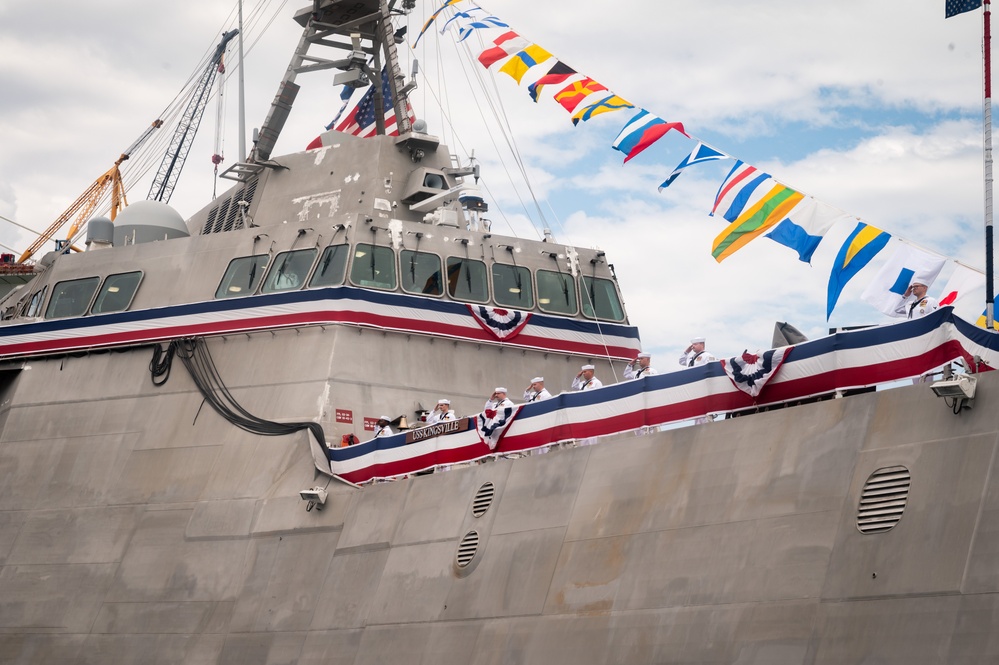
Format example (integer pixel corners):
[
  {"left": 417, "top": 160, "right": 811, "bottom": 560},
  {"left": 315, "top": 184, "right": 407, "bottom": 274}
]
[{"left": 3, "top": 1, "right": 999, "bottom": 663}]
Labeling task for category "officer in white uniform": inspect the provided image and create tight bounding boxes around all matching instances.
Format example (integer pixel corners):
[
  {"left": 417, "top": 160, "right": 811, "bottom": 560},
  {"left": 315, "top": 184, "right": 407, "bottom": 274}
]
[
  {"left": 679, "top": 337, "right": 717, "bottom": 368},
  {"left": 374, "top": 416, "right": 395, "bottom": 437},
  {"left": 571, "top": 364, "right": 603, "bottom": 391},
  {"left": 893, "top": 281, "right": 939, "bottom": 319},
  {"left": 426, "top": 399, "right": 456, "bottom": 425},
  {"left": 524, "top": 377, "right": 552, "bottom": 402},
  {"left": 624, "top": 352, "right": 658, "bottom": 380}
]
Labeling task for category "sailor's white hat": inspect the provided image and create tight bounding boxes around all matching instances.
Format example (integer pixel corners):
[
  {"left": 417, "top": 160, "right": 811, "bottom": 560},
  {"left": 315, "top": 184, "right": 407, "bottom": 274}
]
[
  {"left": 581, "top": 364, "right": 595, "bottom": 371},
  {"left": 494, "top": 387, "right": 507, "bottom": 393},
  {"left": 531, "top": 376, "right": 544, "bottom": 383},
  {"left": 690, "top": 337, "right": 705, "bottom": 344},
  {"left": 637, "top": 352, "right": 651, "bottom": 359},
  {"left": 378, "top": 415, "right": 391, "bottom": 421},
  {"left": 437, "top": 399, "right": 450, "bottom": 405}
]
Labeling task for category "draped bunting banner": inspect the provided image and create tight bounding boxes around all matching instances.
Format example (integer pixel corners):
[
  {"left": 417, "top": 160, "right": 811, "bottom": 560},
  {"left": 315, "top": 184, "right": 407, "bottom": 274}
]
[{"left": 325, "top": 307, "right": 995, "bottom": 483}]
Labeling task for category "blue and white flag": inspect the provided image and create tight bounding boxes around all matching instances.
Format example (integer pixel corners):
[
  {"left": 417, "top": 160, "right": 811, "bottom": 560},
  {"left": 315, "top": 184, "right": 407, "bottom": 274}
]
[
  {"left": 658, "top": 142, "right": 728, "bottom": 190},
  {"left": 860, "top": 242, "right": 947, "bottom": 317},
  {"left": 457, "top": 16, "right": 510, "bottom": 42}
]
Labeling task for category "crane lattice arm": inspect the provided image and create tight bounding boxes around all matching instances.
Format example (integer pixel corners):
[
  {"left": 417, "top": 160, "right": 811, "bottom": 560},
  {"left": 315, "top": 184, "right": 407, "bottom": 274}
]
[
  {"left": 148, "top": 29, "right": 239, "bottom": 204},
  {"left": 16, "top": 119, "right": 163, "bottom": 264}
]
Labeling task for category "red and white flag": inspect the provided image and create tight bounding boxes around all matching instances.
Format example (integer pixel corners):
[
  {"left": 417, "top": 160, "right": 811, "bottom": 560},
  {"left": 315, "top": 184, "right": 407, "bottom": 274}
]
[{"left": 938, "top": 263, "right": 985, "bottom": 306}]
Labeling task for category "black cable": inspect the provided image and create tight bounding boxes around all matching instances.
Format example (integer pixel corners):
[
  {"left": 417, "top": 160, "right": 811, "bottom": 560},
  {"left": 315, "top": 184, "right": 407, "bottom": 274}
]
[{"left": 149, "top": 338, "right": 328, "bottom": 451}]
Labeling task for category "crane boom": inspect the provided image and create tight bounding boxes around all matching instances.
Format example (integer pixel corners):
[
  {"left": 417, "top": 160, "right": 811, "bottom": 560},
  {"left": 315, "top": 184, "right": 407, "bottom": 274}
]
[
  {"left": 16, "top": 119, "right": 163, "bottom": 264},
  {"left": 148, "top": 30, "right": 239, "bottom": 204}
]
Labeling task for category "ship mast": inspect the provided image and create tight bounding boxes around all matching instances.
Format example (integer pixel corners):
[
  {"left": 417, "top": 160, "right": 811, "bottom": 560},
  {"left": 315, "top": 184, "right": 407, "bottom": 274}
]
[{"left": 247, "top": 0, "right": 414, "bottom": 165}]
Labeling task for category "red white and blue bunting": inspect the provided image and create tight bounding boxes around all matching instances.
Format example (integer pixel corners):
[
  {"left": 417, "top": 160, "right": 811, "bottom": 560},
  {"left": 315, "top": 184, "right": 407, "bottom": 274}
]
[
  {"left": 0, "top": 285, "right": 640, "bottom": 361},
  {"left": 326, "top": 307, "right": 997, "bottom": 484},
  {"left": 467, "top": 305, "right": 532, "bottom": 341}
]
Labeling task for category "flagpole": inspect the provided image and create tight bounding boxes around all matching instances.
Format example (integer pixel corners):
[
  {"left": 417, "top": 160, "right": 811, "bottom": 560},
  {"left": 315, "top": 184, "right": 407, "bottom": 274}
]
[{"left": 985, "top": 0, "right": 995, "bottom": 329}]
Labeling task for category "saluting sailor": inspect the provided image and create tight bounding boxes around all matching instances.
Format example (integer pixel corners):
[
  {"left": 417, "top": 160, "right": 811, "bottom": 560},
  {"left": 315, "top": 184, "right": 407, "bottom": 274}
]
[
  {"left": 571, "top": 364, "right": 603, "bottom": 391},
  {"left": 524, "top": 377, "right": 552, "bottom": 402},
  {"left": 426, "top": 399, "right": 456, "bottom": 425},
  {"left": 374, "top": 416, "right": 395, "bottom": 437},
  {"left": 624, "top": 352, "right": 658, "bottom": 380},
  {"left": 893, "top": 280, "right": 939, "bottom": 319},
  {"left": 679, "top": 337, "right": 717, "bottom": 368}
]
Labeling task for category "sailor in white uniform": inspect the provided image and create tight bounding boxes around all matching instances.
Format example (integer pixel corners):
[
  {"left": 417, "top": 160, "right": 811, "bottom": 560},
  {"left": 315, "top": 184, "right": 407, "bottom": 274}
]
[
  {"left": 893, "top": 281, "right": 939, "bottom": 319},
  {"left": 624, "top": 352, "right": 658, "bottom": 380},
  {"left": 524, "top": 377, "right": 552, "bottom": 402},
  {"left": 374, "top": 416, "right": 395, "bottom": 437},
  {"left": 571, "top": 364, "right": 603, "bottom": 391},
  {"left": 426, "top": 399, "right": 456, "bottom": 425},
  {"left": 679, "top": 337, "right": 717, "bottom": 368}
]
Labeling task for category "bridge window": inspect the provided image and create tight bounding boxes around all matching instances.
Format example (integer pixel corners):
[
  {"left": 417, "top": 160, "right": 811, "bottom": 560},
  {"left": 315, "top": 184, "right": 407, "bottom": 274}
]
[
  {"left": 91, "top": 271, "right": 142, "bottom": 314},
  {"left": 537, "top": 269, "right": 577, "bottom": 315},
  {"left": 309, "top": 244, "right": 349, "bottom": 288},
  {"left": 401, "top": 250, "right": 443, "bottom": 296},
  {"left": 446, "top": 257, "right": 488, "bottom": 302},
  {"left": 350, "top": 243, "right": 396, "bottom": 290},
  {"left": 45, "top": 277, "right": 100, "bottom": 319},
  {"left": 581, "top": 276, "right": 624, "bottom": 321},
  {"left": 492, "top": 263, "right": 533, "bottom": 309},
  {"left": 262, "top": 249, "right": 317, "bottom": 293},
  {"left": 24, "top": 286, "right": 47, "bottom": 318},
  {"left": 216, "top": 255, "right": 268, "bottom": 298}
]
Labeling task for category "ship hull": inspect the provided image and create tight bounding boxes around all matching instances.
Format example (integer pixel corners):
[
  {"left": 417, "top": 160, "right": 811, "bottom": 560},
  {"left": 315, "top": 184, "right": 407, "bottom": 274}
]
[{"left": 1, "top": 340, "right": 998, "bottom": 663}]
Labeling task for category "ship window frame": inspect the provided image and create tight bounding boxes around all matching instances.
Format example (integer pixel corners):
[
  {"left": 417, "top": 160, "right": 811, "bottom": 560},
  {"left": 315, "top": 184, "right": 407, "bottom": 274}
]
[
  {"left": 44, "top": 276, "right": 101, "bottom": 319},
  {"left": 261, "top": 248, "right": 317, "bottom": 294},
  {"left": 24, "top": 285, "right": 48, "bottom": 318},
  {"left": 537, "top": 268, "right": 578, "bottom": 315},
  {"left": 580, "top": 275, "right": 625, "bottom": 322},
  {"left": 349, "top": 243, "right": 397, "bottom": 291},
  {"left": 446, "top": 256, "right": 489, "bottom": 303},
  {"left": 91, "top": 271, "right": 143, "bottom": 315},
  {"left": 308, "top": 243, "right": 350, "bottom": 288},
  {"left": 491, "top": 262, "right": 534, "bottom": 310},
  {"left": 400, "top": 249, "right": 444, "bottom": 297},
  {"left": 215, "top": 254, "right": 269, "bottom": 299}
]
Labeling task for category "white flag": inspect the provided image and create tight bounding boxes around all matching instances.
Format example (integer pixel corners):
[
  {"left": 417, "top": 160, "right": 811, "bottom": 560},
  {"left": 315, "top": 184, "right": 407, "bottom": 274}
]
[
  {"left": 937, "top": 263, "right": 985, "bottom": 307},
  {"left": 860, "top": 242, "right": 947, "bottom": 317}
]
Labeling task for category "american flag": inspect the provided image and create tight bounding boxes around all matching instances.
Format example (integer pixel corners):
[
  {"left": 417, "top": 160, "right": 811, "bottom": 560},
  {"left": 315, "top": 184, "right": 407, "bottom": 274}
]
[
  {"left": 334, "top": 70, "right": 414, "bottom": 138},
  {"left": 945, "top": 0, "right": 982, "bottom": 17}
]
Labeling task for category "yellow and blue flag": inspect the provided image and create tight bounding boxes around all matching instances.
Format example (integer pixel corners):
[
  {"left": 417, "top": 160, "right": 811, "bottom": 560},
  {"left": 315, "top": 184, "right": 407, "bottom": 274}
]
[
  {"left": 827, "top": 222, "right": 891, "bottom": 319},
  {"left": 570, "top": 94, "right": 633, "bottom": 125},
  {"left": 499, "top": 44, "right": 553, "bottom": 84}
]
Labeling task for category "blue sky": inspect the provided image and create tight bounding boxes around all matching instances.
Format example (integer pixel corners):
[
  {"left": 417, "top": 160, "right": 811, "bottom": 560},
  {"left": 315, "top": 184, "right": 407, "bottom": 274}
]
[{"left": 0, "top": 0, "right": 994, "bottom": 367}]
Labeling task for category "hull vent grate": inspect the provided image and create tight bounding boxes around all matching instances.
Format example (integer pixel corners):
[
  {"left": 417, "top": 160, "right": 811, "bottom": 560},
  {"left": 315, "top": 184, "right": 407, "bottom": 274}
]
[
  {"left": 456, "top": 530, "right": 479, "bottom": 567},
  {"left": 201, "top": 180, "right": 258, "bottom": 235},
  {"left": 857, "top": 465, "right": 910, "bottom": 534},
  {"left": 472, "top": 482, "right": 495, "bottom": 517}
]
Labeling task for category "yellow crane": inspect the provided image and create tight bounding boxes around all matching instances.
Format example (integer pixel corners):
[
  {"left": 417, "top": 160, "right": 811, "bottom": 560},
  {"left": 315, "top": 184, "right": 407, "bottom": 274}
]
[{"left": 17, "top": 119, "right": 163, "bottom": 264}]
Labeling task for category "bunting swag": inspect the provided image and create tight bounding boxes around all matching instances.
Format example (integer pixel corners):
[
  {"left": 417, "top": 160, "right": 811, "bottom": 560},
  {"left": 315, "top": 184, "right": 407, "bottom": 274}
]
[
  {"left": 721, "top": 348, "right": 790, "bottom": 397},
  {"left": 477, "top": 402, "right": 521, "bottom": 450},
  {"left": 528, "top": 61, "right": 576, "bottom": 101},
  {"left": 659, "top": 142, "right": 728, "bottom": 190},
  {"left": 612, "top": 109, "right": 688, "bottom": 163},
  {"left": 711, "top": 183, "right": 805, "bottom": 262},
  {"left": 327, "top": 307, "right": 993, "bottom": 484},
  {"left": 467, "top": 305, "right": 532, "bottom": 340},
  {"left": 499, "top": 44, "right": 553, "bottom": 84},
  {"left": 571, "top": 94, "right": 634, "bottom": 125},
  {"left": 554, "top": 77, "right": 608, "bottom": 113},
  {"left": 827, "top": 222, "right": 891, "bottom": 319},
  {"left": 478, "top": 31, "right": 529, "bottom": 67}
]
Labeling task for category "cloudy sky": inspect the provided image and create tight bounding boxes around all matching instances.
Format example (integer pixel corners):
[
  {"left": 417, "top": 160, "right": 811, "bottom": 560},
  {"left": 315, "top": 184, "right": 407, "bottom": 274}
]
[{"left": 0, "top": 0, "right": 993, "bottom": 365}]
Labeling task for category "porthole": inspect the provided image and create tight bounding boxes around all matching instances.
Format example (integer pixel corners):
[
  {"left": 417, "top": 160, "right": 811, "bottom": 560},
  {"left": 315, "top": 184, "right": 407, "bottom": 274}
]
[
  {"left": 857, "top": 465, "right": 910, "bottom": 534},
  {"left": 472, "top": 482, "right": 495, "bottom": 517},
  {"left": 456, "top": 530, "right": 479, "bottom": 568}
]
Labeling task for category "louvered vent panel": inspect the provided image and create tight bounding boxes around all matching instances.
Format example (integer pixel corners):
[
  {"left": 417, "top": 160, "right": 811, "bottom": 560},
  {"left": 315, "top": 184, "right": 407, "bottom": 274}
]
[
  {"left": 857, "top": 466, "right": 910, "bottom": 534},
  {"left": 472, "top": 482, "right": 495, "bottom": 517},
  {"left": 202, "top": 208, "right": 218, "bottom": 235},
  {"left": 456, "top": 530, "right": 479, "bottom": 568}
]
